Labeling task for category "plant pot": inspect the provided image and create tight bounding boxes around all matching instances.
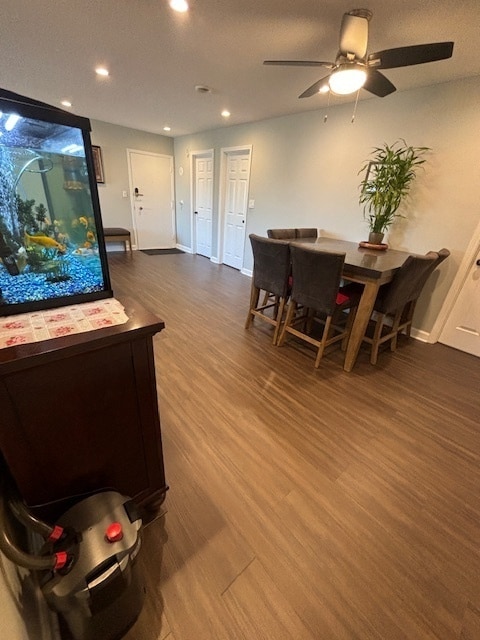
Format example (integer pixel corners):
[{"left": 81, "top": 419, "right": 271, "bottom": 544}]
[{"left": 368, "top": 231, "right": 385, "bottom": 245}]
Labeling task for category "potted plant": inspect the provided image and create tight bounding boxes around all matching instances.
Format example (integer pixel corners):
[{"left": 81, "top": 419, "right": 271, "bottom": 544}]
[{"left": 358, "top": 139, "right": 430, "bottom": 245}]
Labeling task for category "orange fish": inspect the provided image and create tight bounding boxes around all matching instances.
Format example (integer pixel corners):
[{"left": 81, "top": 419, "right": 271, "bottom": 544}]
[
  {"left": 25, "top": 232, "right": 66, "bottom": 253},
  {"left": 86, "top": 231, "right": 95, "bottom": 242},
  {"left": 79, "top": 216, "right": 88, "bottom": 227}
]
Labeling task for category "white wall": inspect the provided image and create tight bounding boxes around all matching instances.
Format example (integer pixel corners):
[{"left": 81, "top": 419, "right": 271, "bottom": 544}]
[
  {"left": 173, "top": 76, "right": 480, "bottom": 335},
  {"left": 90, "top": 120, "right": 174, "bottom": 246},
  {"left": 0, "top": 546, "right": 56, "bottom": 639},
  {"left": 0, "top": 552, "right": 30, "bottom": 639}
]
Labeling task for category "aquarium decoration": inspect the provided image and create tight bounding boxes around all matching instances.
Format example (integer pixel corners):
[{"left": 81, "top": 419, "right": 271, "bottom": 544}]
[{"left": 0, "top": 88, "right": 112, "bottom": 316}]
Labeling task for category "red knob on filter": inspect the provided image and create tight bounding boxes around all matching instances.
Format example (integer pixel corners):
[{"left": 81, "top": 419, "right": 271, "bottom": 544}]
[
  {"left": 54, "top": 551, "right": 69, "bottom": 570},
  {"left": 105, "top": 522, "right": 123, "bottom": 543},
  {"left": 48, "top": 524, "right": 65, "bottom": 542}
]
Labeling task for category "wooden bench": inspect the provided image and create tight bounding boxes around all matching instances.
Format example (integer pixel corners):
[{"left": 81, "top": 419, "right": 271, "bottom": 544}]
[{"left": 103, "top": 227, "right": 132, "bottom": 252}]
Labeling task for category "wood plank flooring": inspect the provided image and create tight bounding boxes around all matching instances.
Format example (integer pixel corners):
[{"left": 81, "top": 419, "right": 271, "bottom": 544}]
[{"left": 107, "top": 250, "right": 480, "bottom": 640}]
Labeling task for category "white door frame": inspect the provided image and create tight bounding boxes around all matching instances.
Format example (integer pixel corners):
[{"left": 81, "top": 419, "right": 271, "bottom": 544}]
[
  {"left": 430, "top": 216, "right": 480, "bottom": 343},
  {"left": 127, "top": 148, "right": 175, "bottom": 249},
  {"left": 216, "top": 144, "right": 252, "bottom": 269},
  {"left": 190, "top": 148, "right": 214, "bottom": 258}
]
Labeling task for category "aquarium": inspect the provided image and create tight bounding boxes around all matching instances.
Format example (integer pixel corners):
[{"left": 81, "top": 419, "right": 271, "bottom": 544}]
[{"left": 0, "top": 88, "right": 112, "bottom": 316}]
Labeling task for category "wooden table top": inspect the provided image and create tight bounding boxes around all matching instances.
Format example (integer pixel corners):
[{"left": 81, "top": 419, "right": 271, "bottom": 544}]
[{"left": 292, "top": 237, "right": 412, "bottom": 280}]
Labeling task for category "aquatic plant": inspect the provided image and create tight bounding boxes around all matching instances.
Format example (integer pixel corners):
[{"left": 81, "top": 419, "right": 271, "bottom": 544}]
[
  {"left": 25, "top": 246, "right": 45, "bottom": 272},
  {"left": 42, "top": 248, "right": 62, "bottom": 260},
  {"left": 35, "top": 203, "right": 48, "bottom": 229},
  {"left": 16, "top": 196, "right": 39, "bottom": 234},
  {"left": 45, "top": 258, "right": 71, "bottom": 283}
]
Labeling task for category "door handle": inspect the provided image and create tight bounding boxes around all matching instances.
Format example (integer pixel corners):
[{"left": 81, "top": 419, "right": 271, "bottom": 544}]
[
  {"left": 134, "top": 187, "right": 144, "bottom": 197},
  {"left": 194, "top": 211, "right": 198, "bottom": 215}
]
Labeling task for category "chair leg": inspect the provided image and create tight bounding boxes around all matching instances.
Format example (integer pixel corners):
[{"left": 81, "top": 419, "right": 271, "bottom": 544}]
[
  {"left": 314, "top": 315, "right": 333, "bottom": 368},
  {"left": 370, "top": 313, "right": 385, "bottom": 365},
  {"left": 273, "top": 296, "right": 281, "bottom": 318},
  {"left": 403, "top": 300, "right": 416, "bottom": 338},
  {"left": 245, "top": 284, "right": 260, "bottom": 329},
  {"left": 305, "top": 308, "right": 315, "bottom": 334},
  {"left": 277, "top": 301, "right": 297, "bottom": 346},
  {"left": 272, "top": 297, "right": 287, "bottom": 345},
  {"left": 390, "top": 309, "right": 403, "bottom": 352},
  {"left": 341, "top": 307, "right": 357, "bottom": 351}
]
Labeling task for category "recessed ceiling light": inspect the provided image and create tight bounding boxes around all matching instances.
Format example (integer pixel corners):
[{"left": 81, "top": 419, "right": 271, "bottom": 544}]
[
  {"left": 95, "top": 67, "right": 109, "bottom": 77},
  {"left": 169, "top": 0, "right": 189, "bottom": 12},
  {"left": 221, "top": 110, "right": 231, "bottom": 118},
  {"left": 61, "top": 100, "right": 72, "bottom": 108},
  {"left": 163, "top": 126, "right": 171, "bottom": 132}
]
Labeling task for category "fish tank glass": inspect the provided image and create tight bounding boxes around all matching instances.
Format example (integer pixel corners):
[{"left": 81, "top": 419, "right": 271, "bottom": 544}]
[{"left": 0, "top": 88, "right": 112, "bottom": 316}]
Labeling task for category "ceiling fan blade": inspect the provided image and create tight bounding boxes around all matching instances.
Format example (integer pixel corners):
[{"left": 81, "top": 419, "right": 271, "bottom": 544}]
[
  {"left": 298, "top": 75, "right": 331, "bottom": 99},
  {"left": 363, "top": 69, "right": 396, "bottom": 97},
  {"left": 263, "top": 60, "right": 333, "bottom": 68},
  {"left": 339, "top": 10, "right": 371, "bottom": 58},
  {"left": 368, "top": 42, "right": 454, "bottom": 69}
]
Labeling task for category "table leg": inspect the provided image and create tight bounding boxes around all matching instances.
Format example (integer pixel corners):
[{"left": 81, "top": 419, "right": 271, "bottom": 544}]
[{"left": 343, "top": 281, "right": 381, "bottom": 372}]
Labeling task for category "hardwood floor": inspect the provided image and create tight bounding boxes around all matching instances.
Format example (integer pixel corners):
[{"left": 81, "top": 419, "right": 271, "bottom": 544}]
[{"left": 108, "top": 250, "right": 480, "bottom": 640}]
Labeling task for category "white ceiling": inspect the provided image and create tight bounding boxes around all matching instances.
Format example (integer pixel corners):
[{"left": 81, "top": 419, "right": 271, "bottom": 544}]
[{"left": 1, "top": 0, "right": 479, "bottom": 137}]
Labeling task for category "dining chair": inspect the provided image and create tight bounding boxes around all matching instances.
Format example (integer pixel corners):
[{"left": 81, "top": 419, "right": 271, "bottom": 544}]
[
  {"left": 267, "top": 228, "right": 296, "bottom": 239},
  {"left": 400, "top": 248, "right": 450, "bottom": 339},
  {"left": 245, "top": 234, "right": 291, "bottom": 344},
  {"left": 362, "top": 249, "right": 448, "bottom": 364},
  {"left": 277, "top": 244, "right": 360, "bottom": 368},
  {"left": 295, "top": 228, "right": 318, "bottom": 238}
]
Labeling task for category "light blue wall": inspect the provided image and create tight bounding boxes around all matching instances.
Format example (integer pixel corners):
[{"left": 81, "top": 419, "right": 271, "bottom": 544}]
[
  {"left": 173, "top": 76, "right": 480, "bottom": 333},
  {"left": 90, "top": 119, "right": 174, "bottom": 245},
  {"left": 83, "top": 78, "right": 480, "bottom": 334}
]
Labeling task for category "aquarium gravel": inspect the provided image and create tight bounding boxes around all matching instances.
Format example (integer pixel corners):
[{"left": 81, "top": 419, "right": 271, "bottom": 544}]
[{"left": 0, "top": 253, "right": 104, "bottom": 306}]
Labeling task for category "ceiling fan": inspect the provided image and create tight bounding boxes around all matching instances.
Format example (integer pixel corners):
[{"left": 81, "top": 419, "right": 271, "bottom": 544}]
[{"left": 264, "top": 8, "right": 454, "bottom": 98}]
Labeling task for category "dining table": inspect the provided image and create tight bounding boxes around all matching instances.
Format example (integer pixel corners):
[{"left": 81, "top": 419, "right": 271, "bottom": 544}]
[{"left": 292, "top": 237, "right": 413, "bottom": 372}]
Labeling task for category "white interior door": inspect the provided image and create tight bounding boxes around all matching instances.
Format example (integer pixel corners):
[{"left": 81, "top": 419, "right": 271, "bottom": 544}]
[
  {"left": 128, "top": 150, "right": 175, "bottom": 250},
  {"left": 222, "top": 150, "right": 251, "bottom": 269},
  {"left": 439, "top": 248, "right": 480, "bottom": 356},
  {"left": 194, "top": 153, "right": 213, "bottom": 258}
]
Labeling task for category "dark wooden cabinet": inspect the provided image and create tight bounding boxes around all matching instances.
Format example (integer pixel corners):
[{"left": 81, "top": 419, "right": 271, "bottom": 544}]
[{"left": 0, "top": 298, "right": 167, "bottom": 522}]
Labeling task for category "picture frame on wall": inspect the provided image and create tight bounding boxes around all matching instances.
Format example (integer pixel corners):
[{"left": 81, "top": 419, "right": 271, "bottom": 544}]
[{"left": 92, "top": 145, "right": 105, "bottom": 183}]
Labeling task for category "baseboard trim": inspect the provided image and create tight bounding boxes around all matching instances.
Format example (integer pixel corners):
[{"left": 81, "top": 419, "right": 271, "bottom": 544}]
[
  {"left": 241, "top": 268, "right": 252, "bottom": 277},
  {"left": 410, "top": 327, "right": 430, "bottom": 343},
  {"left": 176, "top": 244, "right": 192, "bottom": 254}
]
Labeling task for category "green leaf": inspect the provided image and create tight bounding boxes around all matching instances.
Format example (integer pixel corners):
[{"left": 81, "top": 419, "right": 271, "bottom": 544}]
[{"left": 358, "top": 139, "right": 430, "bottom": 233}]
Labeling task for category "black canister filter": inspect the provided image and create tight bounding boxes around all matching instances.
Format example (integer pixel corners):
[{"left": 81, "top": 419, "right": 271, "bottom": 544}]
[{"left": 42, "top": 491, "right": 144, "bottom": 640}]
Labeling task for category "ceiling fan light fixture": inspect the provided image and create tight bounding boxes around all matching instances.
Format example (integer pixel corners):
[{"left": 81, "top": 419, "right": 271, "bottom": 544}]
[
  {"left": 328, "top": 63, "right": 367, "bottom": 95},
  {"left": 169, "top": 0, "right": 189, "bottom": 12}
]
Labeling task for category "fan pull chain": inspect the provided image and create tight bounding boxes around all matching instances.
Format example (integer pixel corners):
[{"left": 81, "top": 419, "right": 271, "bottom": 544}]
[
  {"left": 351, "top": 89, "right": 361, "bottom": 123},
  {"left": 324, "top": 91, "right": 331, "bottom": 123}
]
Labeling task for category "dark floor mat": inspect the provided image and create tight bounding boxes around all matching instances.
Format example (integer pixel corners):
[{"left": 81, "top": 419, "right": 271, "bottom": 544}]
[{"left": 141, "top": 248, "right": 184, "bottom": 255}]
